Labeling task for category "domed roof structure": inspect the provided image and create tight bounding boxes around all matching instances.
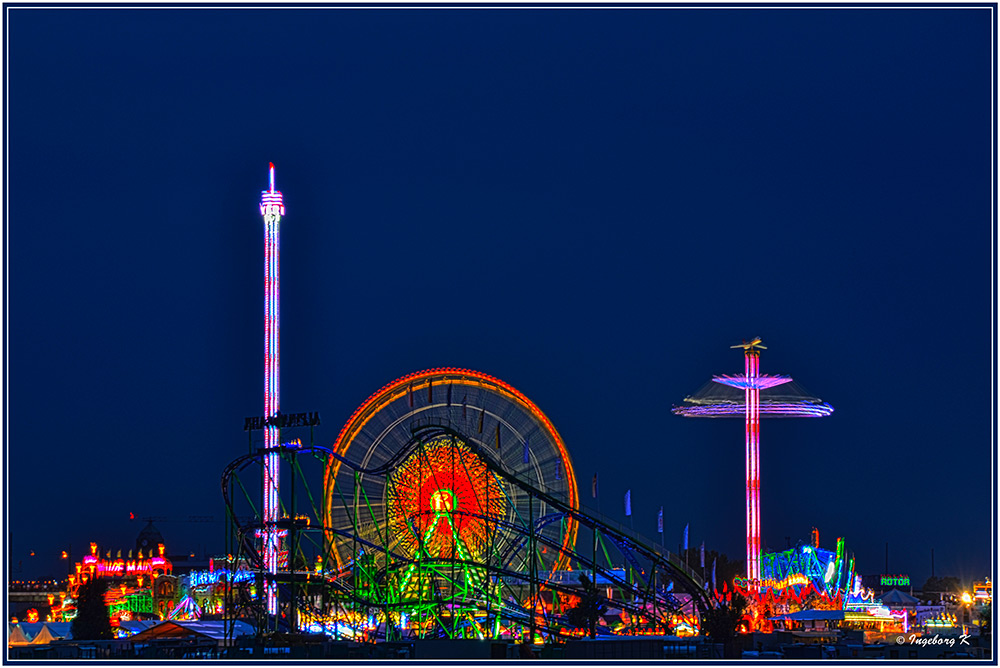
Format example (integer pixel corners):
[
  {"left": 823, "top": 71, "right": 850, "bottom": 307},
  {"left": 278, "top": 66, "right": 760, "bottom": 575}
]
[{"left": 135, "top": 520, "right": 165, "bottom": 555}]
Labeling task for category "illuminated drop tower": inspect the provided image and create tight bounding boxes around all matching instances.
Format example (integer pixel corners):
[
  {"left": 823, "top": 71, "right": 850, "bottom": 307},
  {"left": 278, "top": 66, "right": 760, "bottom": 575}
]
[
  {"left": 673, "top": 338, "right": 833, "bottom": 581},
  {"left": 260, "top": 162, "right": 285, "bottom": 616}
]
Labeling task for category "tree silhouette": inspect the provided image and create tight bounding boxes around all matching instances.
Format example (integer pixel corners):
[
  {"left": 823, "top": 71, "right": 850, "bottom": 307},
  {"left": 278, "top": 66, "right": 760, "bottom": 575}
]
[
  {"left": 71, "top": 579, "right": 113, "bottom": 640},
  {"left": 922, "top": 576, "right": 962, "bottom": 594},
  {"left": 977, "top": 604, "right": 991, "bottom": 638},
  {"left": 564, "top": 574, "right": 607, "bottom": 639},
  {"left": 699, "top": 592, "right": 747, "bottom": 658}
]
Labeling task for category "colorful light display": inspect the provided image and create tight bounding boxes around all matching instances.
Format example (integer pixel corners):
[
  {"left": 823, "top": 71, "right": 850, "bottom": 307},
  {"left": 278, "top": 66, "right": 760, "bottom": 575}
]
[
  {"left": 319, "top": 368, "right": 621, "bottom": 639},
  {"left": 673, "top": 339, "right": 833, "bottom": 579},
  {"left": 671, "top": 402, "right": 834, "bottom": 418},
  {"left": 187, "top": 569, "right": 254, "bottom": 587},
  {"left": 75, "top": 544, "right": 172, "bottom": 583},
  {"left": 260, "top": 162, "right": 284, "bottom": 616},
  {"left": 386, "top": 435, "right": 506, "bottom": 563},
  {"left": 325, "top": 367, "right": 579, "bottom": 575},
  {"left": 724, "top": 536, "right": 903, "bottom": 635},
  {"left": 972, "top": 579, "right": 991, "bottom": 602},
  {"left": 107, "top": 591, "right": 155, "bottom": 617},
  {"left": 59, "top": 540, "right": 176, "bottom": 625},
  {"left": 760, "top": 539, "right": 852, "bottom": 600}
]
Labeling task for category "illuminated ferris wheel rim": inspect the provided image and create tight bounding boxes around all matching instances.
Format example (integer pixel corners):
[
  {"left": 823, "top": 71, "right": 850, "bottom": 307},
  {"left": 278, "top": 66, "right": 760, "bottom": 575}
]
[
  {"left": 327, "top": 366, "right": 579, "bottom": 510},
  {"left": 323, "top": 367, "right": 580, "bottom": 577}
]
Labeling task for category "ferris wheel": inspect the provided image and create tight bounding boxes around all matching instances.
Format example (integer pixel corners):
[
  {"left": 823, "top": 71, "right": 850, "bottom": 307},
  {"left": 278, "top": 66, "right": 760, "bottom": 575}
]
[{"left": 322, "top": 368, "right": 579, "bottom": 628}]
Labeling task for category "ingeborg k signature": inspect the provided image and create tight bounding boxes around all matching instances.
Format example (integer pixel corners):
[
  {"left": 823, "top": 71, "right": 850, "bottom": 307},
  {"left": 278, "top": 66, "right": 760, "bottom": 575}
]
[{"left": 896, "top": 633, "right": 970, "bottom": 647}]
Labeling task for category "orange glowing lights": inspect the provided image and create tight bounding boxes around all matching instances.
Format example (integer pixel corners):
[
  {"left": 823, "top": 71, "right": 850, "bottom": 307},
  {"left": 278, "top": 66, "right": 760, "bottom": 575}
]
[
  {"left": 324, "top": 367, "right": 579, "bottom": 572},
  {"left": 387, "top": 436, "right": 506, "bottom": 561}
]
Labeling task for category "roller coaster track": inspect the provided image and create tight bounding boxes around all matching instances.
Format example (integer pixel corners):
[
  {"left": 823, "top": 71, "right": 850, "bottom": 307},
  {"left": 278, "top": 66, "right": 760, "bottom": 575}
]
[{"left": 221, "top": 425, "right": 714, "bottom": 640}]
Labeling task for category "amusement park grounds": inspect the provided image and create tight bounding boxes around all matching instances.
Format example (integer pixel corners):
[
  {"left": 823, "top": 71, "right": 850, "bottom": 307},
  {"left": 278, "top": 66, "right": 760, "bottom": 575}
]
[
  {"left": 3, "top": 354, "right": 989, "bottom": 662},
  {"left": 8, "top": 505, "right": 993, "bottom": 663},
  {"left": 4, "top": 631, "right": 994, "bottom": 663}
]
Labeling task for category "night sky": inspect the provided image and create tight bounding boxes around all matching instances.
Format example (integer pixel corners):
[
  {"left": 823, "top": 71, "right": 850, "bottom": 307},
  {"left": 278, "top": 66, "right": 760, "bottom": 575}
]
[{"left": 5, "top": 5, "right": 994, "bottom": 589}]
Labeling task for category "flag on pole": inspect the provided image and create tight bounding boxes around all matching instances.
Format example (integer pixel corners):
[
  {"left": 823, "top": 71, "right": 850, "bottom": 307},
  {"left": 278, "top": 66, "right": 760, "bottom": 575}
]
[
  {"left": 592, "top": 474, "right": 598, "bottom": 498},
  {"left": 523, "top": 438, "right": 530, "bottom": 464},
  {"left": 624, "top": 490, "right": 631, "bottom": 517},
  {"left": 657, "top": 507, "right": 663, "bottom": 534},
  {"left": 700, "top": 541, "right": 705, "bottom": 568},
  {"left": 683, "top": 524, "right": 689, "bottom": 551}
]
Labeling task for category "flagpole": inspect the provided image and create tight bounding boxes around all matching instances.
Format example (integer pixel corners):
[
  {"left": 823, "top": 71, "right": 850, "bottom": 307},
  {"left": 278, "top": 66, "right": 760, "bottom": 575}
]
[
  {"left": 656, "top": 506, "right": 667, "bottom": 552},
  {"left": 658, "top": 506, "right": 664, "bottom": 549},
  {"left": 595, "top": 474, "right": 601, "bottom": 516},
  {"left": 683, "top": 524, "right": 689, "bottom": 571}
]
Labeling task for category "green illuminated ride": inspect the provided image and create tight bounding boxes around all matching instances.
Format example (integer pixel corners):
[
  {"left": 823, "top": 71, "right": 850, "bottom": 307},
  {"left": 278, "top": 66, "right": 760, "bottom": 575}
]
[{"left": 223, "top": 368, "right": 714, "bottom": 641}]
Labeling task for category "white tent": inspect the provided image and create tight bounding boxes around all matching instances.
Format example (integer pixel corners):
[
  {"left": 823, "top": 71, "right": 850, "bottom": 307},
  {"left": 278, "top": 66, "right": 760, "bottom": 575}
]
[
  {"left": 16, "top": 623, "right": 44, "bottom": 641},
  {"left": 28, "top": 625, "right": 57, "bottom": 645},
  {"left": 40, "top": 622, "right": 72, "bottom": 639},
  {"left": 7, "top": 625, "right": 30, "bottom": 647}
]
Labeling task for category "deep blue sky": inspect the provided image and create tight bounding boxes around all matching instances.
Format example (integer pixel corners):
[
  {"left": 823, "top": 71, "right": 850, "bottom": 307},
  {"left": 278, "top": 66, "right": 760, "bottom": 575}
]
[{"left": 5, "top": 5, "right": 995, "bottom": 587}]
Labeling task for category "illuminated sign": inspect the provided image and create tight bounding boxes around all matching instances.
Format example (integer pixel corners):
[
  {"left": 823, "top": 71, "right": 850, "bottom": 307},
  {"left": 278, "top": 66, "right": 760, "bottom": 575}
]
[
  {"left": 734, "top": 573, "right": 810, "bottom": 590},
  {"left": 881, "top": 575, "right": 910, "bottom": 587},
  {"left": 189, "top": 569, "right": 255, "bottom": 587},
  {"left": 244, "top": 411, "right": 321, "bottom": 431},
  {"left": 78, "top": 556, "right": 171, "bottom": 578}
]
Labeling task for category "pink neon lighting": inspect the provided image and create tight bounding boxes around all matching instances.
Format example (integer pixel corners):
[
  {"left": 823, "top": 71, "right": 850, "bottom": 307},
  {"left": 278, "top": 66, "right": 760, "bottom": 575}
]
[
  {"left": 673, "top": 342, "right": 833, "bottom": 581},
  {"left": 260, "top": 163, "right": 284, "bottom": 616},
  {"left": 745, "top": 350, "right": 761, "bottom": 581},
  {"left": 673, "top": 402, "right": 833, "bottom": 417},
  {"left": 712, "top": 374, "right": 792, "bottom": 390}
]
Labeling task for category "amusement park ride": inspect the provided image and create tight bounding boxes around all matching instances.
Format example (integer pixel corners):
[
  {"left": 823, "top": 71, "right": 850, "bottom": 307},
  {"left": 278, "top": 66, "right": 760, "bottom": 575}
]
[
  {"left": 673, "top": 338, "right": 834, "bottom": 580},
  {"left": 213, "top": 166, "right": 883, "bottom": 644},
  {"left": 222, "top": 367, "right": 711, "bottom": 641},
  {"left": 20, "top": 167, "right": 960, "bottom": 648},
  {"left": 217, "top": 165, "right": 712, "bottom": 643}
]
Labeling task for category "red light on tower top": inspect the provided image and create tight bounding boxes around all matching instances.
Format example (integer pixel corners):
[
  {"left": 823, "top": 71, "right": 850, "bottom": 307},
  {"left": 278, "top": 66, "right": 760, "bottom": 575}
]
[{"left": 260, "top": 162, "right": 284, "bottom": 219}]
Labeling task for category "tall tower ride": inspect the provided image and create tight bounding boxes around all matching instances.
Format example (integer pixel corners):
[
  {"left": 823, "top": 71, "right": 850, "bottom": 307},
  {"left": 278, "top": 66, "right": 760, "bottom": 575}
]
[
  {"left": 673, "top": 339, "right": 833, "bottom": 581},
  {"left": 260, "top": 162, "right": 285, "bottom": 615}
]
